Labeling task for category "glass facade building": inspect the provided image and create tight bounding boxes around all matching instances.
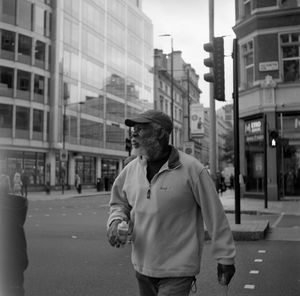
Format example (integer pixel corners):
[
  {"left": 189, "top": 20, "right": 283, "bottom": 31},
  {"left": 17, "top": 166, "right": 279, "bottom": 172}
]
[{"left": 0, "top": 0, "right": 153, "bottom": 191}]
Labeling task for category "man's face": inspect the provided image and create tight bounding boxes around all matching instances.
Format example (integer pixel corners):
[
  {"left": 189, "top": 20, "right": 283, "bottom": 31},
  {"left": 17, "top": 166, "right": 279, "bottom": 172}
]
[{"left": 131, "top": 123, "right": 161, "bottom": 160}]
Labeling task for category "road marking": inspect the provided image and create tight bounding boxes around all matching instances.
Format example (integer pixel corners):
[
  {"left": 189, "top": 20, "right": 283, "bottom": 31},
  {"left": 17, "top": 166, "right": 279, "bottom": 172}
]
[
  {"left": 258, "top": 250, "right": 266, "bottom": 253},
  {"left": 244, "top": 284, "right": 255, "bottom": 289},
  {"left": 71, "top": 235, "right": 77, "bottom": 239},
  {"left": 249, "top": 270, "right": 259, "bottom": 274},
  {"left": 272, "top": 212, "right": 284, "bottom": 227},
  {"left": 45, "top": 214, "right": 50, "bottom": 217},
  {"left": 254, "top": 259, "right": 263, "bottom": 262}
]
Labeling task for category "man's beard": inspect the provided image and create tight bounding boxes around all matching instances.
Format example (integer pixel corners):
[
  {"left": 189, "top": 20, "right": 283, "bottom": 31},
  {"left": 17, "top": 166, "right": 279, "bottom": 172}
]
[{"left": 131, "top": 137, "right": 162, "bottom": 161}]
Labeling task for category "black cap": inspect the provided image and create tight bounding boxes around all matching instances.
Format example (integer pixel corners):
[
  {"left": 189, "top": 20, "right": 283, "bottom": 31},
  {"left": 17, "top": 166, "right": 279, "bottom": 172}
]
[{"left": 125, "top": 110, "right": 173, "bottom": 133}]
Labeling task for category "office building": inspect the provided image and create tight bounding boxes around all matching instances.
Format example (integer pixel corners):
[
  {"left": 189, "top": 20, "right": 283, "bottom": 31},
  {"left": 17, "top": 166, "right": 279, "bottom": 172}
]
[{"left": 0, "top": 0, "right": 153, "bottom": 191}]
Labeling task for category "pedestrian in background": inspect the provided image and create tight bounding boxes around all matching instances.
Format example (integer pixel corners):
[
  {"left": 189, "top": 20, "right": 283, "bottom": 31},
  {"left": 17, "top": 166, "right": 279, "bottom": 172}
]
[
  {"left": 0, "top": 172, "right": 28, "bottom": 296},
  {"left": 13, "top": 170, "right": 22, "bottom": 196},
  {"left": 75, "top": 173, "right": 81, "bottom": 194},
  {"left": 107, "top": 110, "right": 236, "bottom": 296},
  {"left": 21, "top": 170, "right": 29, "bottom": 198}
]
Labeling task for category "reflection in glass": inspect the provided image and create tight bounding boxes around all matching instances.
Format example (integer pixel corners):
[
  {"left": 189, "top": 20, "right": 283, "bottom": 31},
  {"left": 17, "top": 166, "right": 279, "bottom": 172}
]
[{"left": 17, "top": 0, "right": 33, "bottom": 30}]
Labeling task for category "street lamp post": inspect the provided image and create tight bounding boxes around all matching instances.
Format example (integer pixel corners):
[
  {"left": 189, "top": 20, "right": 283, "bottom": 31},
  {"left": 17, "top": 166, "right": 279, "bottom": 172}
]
[{"left": 159, "top": 34, "right": 174, "bottom": 145}]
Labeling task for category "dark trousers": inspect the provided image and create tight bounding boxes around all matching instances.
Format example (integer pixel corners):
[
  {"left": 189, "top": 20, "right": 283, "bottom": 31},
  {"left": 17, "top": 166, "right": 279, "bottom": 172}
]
[{"left": 135, "top": 271, "right": 196, "bottom": 296}]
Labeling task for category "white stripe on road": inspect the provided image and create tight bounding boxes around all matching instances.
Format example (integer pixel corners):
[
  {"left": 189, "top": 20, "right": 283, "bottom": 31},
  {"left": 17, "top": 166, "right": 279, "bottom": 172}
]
[
  {"left": 258, "top": 250, "right": 266, "bottom": 253},
  {"left": 249, "top": 270, "right": 259, "bottom": 274},
  {"left": 244, "top": 284, "right": 255, "bottom": 289},
  {"left": 254, "top": 259, "right": 263, "bottom": 262}
]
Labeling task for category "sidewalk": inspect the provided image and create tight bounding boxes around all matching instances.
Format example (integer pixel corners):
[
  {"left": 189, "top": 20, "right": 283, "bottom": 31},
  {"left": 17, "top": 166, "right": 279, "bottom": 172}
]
[
  {"left": 219, "top": 190, "right": 300, "bottom": 241},
  {"left": 27, "top": 188, "right": 300, "bottom": 241}
]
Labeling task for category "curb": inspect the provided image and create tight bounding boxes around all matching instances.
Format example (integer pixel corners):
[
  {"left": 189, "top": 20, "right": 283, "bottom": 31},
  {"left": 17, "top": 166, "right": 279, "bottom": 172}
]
[{"left": 205, "top": 221, "right": 270, "bottom": 241}]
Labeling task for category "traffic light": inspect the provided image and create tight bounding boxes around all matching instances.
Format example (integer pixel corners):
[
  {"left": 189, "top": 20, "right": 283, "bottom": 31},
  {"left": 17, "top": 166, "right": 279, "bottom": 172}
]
[
  {"left": 203, "top": 37, "right": 225, "bottom": 101},
  {"left": 269, "top": 130, "right": 278, "bottom": 147},
  {"left": 125, "top": 138, "right": 132, "bottom": 153}
]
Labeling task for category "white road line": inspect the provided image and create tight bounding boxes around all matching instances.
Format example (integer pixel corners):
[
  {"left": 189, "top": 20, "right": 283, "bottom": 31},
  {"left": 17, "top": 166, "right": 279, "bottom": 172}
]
[
  {"left": 254, "top": 259, "right": 263, "bottom": 262},
  {"left": 249, "top": 270, "right": 259, "bottom": 274},
  {"left": 258, "top": 250, "right": 266, "bottom": 253},
  {"left": 244, "top": 284, "right": 255, "bottom": 289}
]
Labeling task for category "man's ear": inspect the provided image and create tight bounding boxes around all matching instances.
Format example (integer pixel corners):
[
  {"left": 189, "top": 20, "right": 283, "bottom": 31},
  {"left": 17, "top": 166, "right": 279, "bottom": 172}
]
[{"left": 156, "top": 128, "right": 165, "bottom": 140}]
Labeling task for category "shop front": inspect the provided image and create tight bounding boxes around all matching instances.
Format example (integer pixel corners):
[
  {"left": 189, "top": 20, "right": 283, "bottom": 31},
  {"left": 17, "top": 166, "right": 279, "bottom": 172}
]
[
  {"left": 243, "top": 118, "right": 265, "bottom": 197},
  {"left": 276, "top": 113, "right": 300, "bottom": 197},
  {"left": 0, "top": 150, "right": 46, "bottom": 190}
]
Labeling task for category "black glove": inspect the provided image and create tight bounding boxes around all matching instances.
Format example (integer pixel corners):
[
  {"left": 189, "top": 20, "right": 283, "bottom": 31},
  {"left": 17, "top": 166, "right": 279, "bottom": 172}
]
[
  {"left": 217, "top": 263, "right": 235, "bottom": 285},
  {"left": 107, "top": 219, "right": 122, "bottom": 248}
]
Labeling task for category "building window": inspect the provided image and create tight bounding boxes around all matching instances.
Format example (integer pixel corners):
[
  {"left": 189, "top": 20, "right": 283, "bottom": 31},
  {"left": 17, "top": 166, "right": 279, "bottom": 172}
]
[
  {"left": 0, "top": 66, "right": 14, "bottom": 96},
  {"left": 33, "top": 109, "right": 43, "bottom": 133},
  {"left": 18, "top": 34, "right": 32, "bottom": 64},
  {"left": 281, "top": 33, "right": 300, "bottom": 82},
  {"left": 1, "top": 0, "right": 16, "bottom": 25},
  {"left": 15, "top": 106, "right": 30, "bottom": 138},
  {"left": 35, "top": 6, "right": 45, "bottom": 35},
  {"left": 0, "top": 29, "right": 15, "bottom": 60},
  {"left": 34, "top": 74, "right": 44, "bottom": 102},
  {"left": 241, "top": 40, "right": 254, "bottom": 88},
  {"left": 0, "top": 103, "right": 13, "bottom": 137},
  {"left": 244, "top": 0, "right": 251, "bottom": 17},
  {"left": 17, "top": 0, "right": 33, "bottom": 30},
  {"left": 17, "top": 70, "right": 31, "bottom": 100},
  {"left": 34, "top": 40, "right": 45, "bottom": 68}
]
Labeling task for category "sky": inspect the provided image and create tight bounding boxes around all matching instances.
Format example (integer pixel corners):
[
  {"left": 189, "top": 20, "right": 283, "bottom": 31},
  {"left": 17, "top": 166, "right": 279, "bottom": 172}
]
[{"left": 142, "top": 0, "right": 236, "bottom": 108}]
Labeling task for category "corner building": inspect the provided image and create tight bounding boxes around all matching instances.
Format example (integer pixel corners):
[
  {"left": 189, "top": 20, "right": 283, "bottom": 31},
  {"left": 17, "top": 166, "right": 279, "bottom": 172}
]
[
  {"left": 233, "top": 0, "right": 300, "bottom": 200},
  {"left": 0, "top": 0, "right": 153, "bottom": 191}
]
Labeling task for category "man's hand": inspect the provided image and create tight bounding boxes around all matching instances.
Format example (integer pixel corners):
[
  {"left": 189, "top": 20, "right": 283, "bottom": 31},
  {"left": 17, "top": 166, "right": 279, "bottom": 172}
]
[
  {"left": 217, "top": 263, "right": 235, "bottom": 285},
  {"left": 107, "top": 219, "right": 122, "bottom": 248}
]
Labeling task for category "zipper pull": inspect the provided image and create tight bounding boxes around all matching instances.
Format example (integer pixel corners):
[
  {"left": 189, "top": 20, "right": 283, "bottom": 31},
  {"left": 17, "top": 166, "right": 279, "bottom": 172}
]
[{"left": 147, "top": 188, "right": 151, "bottom": 199}]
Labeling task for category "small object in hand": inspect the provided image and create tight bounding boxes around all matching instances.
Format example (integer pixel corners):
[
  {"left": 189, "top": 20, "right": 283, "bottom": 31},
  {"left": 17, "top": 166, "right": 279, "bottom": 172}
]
[{"left": 117, "top": 221, "right": 129, "bottom": 245}]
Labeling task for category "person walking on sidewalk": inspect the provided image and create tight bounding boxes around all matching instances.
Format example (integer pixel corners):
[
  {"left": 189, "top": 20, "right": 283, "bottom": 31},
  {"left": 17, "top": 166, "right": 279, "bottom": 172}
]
[
  {"left": 75, "top": 173, "right": 81, "bottom": 194},
  {"left": 107, "top": 110, "right": 236, "bottom": 296},
  {"left": 21, "top": 170, "right": 29, "bottom": 198}
]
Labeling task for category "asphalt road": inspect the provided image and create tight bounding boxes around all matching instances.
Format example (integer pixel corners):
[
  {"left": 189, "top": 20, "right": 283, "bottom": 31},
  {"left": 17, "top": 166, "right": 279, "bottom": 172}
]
[{"left": 24, "top": 195, "right": 300, "bottom": 296}]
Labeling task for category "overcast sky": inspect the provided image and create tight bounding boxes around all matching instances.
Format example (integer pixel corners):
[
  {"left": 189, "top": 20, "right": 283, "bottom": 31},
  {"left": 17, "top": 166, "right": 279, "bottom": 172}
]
[{"left": 142, "top": 0, "right": 236, "bottom": 108}]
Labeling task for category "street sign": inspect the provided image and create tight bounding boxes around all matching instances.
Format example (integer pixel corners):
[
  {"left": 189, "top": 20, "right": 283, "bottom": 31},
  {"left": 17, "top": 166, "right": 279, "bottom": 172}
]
[{"left": 60, "top": 149, "right": 68, "bottom": 162}]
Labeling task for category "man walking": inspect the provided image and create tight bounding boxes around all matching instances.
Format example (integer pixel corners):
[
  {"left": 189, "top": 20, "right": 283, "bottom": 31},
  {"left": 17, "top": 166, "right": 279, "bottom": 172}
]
[{"left": 107, "top": 110, "right": 235, "bottom": 295}]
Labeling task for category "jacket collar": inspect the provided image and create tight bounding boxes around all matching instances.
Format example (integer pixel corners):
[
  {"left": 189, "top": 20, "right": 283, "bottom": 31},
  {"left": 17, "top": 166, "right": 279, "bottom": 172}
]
[{"left": 137, "top": 145, "right": 182, "bottom": 170}]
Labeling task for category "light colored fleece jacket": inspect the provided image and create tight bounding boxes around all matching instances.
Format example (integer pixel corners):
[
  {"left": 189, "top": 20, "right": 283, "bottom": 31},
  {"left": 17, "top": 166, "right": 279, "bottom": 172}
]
[{"left": 107, "top": 147, "right": 236, "bottom": 277}]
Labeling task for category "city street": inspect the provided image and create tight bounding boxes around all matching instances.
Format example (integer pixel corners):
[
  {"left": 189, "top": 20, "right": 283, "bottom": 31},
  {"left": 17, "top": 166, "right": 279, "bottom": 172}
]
[{"left": 24, "top": 194, "right": 300, "bottom": 296}]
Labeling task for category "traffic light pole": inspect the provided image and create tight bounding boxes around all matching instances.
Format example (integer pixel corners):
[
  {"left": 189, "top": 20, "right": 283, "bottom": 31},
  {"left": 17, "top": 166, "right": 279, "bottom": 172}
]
[
  {"left": 233, "top": 39, "right": 241, "bottom": 224},
  {"left": 208, "top": 0, "right": 217, "bottom": 182}
]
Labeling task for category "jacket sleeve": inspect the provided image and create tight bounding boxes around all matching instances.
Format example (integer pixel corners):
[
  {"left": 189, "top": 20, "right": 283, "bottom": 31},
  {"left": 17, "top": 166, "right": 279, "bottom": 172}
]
[
  {"left": 106, "top": 171, "right": 132, "bottom": 229},
  {"left": 195, "top": 169, "right": 236, "bottom": 265}
]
